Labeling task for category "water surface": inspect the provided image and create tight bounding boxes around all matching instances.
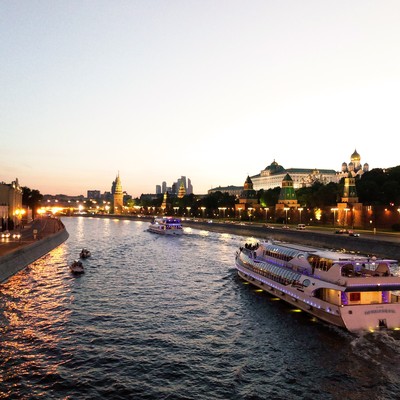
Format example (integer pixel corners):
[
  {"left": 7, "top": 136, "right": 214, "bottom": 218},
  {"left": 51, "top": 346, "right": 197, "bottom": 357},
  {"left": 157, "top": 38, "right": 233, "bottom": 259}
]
[{"left": 1, "top": 217, "right": 400, "bottom": 399}]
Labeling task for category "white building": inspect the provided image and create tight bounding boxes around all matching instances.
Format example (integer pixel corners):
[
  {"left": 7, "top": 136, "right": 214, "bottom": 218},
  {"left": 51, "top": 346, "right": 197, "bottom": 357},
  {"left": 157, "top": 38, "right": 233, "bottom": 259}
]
[{"left": 251, "top": 160, "right": 337, "bottom": 191}]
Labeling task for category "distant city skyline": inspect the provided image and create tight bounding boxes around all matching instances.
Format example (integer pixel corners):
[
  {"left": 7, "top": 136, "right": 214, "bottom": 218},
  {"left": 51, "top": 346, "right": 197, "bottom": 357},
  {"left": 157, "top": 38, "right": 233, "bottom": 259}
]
[{"left": 2, "top": 2, "right": 400, "bottom": 197}]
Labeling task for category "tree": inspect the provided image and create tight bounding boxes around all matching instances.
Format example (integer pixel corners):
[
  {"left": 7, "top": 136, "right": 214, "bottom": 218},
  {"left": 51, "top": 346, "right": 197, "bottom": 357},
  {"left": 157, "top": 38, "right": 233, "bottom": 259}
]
[{"left": 22, "top": 187, "right": 43, "bottom": 219}]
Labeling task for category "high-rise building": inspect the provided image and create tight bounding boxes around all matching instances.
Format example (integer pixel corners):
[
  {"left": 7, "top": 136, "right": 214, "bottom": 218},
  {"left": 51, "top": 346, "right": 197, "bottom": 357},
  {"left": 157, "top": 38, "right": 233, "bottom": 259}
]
[
  {"left": 187, "top": 178, "right": 193, "bottom": 195},
  {"left": 156, "top": 185, "right": 161, "bottom": 194},
  {"left": 87, "top": 190, "right": 101, "bottom": 199}
]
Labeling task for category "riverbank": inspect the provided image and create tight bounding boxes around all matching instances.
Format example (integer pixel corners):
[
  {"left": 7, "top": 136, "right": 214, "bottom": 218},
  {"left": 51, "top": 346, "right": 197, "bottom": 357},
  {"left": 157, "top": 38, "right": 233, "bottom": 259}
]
[{"left": 0, "top": 218, "right": 69, "bottom": 283}]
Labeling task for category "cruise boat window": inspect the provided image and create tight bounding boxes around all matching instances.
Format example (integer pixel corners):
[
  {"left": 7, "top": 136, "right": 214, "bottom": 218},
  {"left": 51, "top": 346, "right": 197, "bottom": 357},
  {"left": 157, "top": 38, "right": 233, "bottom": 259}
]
[{"left": 350, "top": 293, "right": 361, "bottom": 302}]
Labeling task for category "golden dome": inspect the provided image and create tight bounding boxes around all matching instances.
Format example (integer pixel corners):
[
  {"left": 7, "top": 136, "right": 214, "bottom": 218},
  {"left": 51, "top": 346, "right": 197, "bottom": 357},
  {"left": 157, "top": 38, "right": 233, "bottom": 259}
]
[{"left": 351, "top": 149, "right": 360, "bottom": 161}]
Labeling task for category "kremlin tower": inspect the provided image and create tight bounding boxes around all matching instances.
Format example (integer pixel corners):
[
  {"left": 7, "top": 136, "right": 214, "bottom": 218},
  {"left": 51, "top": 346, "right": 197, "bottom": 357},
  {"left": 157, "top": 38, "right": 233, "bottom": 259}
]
[{"left": 112, "top": 172, "right": 124, "bottom": 214}]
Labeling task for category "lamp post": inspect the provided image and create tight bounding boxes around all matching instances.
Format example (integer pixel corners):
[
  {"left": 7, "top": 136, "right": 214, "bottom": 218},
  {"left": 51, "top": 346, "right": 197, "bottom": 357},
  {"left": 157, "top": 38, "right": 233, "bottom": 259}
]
[
  {"left": 264, "top": 207, "right": 269, "bottom": 224},
  {"left": 248, "top": 207, "right": 253, "bottom": 222},
  {"left": 201, "top": 206, "right": 206, "bottom": 219},
  {"left": 344, "top": 208, "right": 350, "bottom": 227},
  {"left": 298, "top": 207, "right": 303, "bottom": 224},
  {"left": 14, "top": 208, "right": 26, "bottom": 231},
  {"left": 331, "top": 207, "right": 338, "bottom": 227},
  {"left": 186, "top": 207, "right": 191, "bottom": 217},
  {"left": 284, "top": 207, "right": 290, "bottom": 226},
  {"left": 218, "top": 207, "right": 226, "bottom": 219}
]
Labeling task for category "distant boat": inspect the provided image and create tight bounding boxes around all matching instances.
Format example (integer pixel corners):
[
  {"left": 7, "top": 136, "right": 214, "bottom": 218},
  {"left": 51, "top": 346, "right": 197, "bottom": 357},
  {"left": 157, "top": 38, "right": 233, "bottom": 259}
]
[
  {"left": 70, "top": 260, "right": 84, "bottom": 274},
  {"left": 148, "top": 217, "right": 183, "bottom": 235},
  {"left": 79, "top": 248, "right": 91, "bottom": 259}
]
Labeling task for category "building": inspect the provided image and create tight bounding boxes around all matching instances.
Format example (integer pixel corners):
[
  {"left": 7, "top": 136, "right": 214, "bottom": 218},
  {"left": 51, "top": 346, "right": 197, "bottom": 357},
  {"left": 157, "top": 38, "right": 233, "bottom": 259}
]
[
  {"left": 177, "top": 181, "right": 186, "bottom": 198},
  {"left": 0, "top": 178, "right": 23, "bottom": 230},
  {"left": 87, "top": 190, "right": 101, "bottom": 200},
  {"left": 159, "top": 176, "right": 192, "bottom": 196},
  {"left": 208, "top": 185, "right": 242, "bottom": 196},
  {"left": 337, "top": 149, "right": 369, "bottom": 180},
  {"left": 250, "top": 160, "right": 337, "bottom": 191},
  {"left": 112, "top": 173, "right": 124, "bottom": 214},
  {"left": 235, "top": 176, "right": 260, "bottom": 218},
  {"left": 187, "top": 178, "right": 193, "bottom": 195}
]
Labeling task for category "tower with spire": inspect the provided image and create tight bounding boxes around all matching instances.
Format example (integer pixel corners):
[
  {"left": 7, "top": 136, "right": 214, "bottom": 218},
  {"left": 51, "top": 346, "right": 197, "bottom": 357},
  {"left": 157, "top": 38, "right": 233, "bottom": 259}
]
[
  {"left": 112, "top": 172, "right": 124, "bottom": 214},
  {"left": 274, "top": 173, "right": 300, "bottom": 224},
  {"left": 177, "top": 181, "right": 186, "bottom": 199},
  {"left": 234, "top": 176, "right": 259, "bottom": 218}
]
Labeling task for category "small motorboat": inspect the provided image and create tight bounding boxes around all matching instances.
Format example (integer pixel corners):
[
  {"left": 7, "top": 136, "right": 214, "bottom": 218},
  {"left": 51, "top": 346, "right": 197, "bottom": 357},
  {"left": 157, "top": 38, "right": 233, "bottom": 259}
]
[
  {"left": 79, "top": 248, "right": 91, "bottom": 259},
  {"left": 70, "top": 260, "right": 84, "bottom": 274}
]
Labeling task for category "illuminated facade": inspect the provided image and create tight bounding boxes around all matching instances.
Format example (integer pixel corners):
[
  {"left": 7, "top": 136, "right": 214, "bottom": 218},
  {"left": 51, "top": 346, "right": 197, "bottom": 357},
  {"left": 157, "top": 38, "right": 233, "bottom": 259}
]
[
  {"left": 112, "top": 173, "right": 124, "bottom": 214},
  {"left": 337, "top": 149, "right": 369, "bottom": 180},
  {"left": 0, "top": 178, "right": 23, "bottom": 229},
  {"left": 251, "top": 160, "right": 337, "bottom": 191}
]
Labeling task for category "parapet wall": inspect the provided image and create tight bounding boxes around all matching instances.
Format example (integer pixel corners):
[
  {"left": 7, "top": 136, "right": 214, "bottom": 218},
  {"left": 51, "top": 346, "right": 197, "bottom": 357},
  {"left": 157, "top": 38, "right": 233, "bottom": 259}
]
[{"left": 0, "top": 228, "right": 69, "bottom": 283}]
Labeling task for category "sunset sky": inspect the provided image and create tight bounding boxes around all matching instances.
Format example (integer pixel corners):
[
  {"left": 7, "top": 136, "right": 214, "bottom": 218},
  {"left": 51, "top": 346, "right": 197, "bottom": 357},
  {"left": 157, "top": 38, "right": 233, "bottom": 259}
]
[{"left": 1, "top": 1, "right": 400, "bottom": 197}]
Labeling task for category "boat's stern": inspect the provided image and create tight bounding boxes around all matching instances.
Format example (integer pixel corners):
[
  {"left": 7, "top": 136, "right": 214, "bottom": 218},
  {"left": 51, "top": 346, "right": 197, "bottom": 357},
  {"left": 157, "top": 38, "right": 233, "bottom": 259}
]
[{"left": 340, "top": 303, "right": 400, "bottom": 332}]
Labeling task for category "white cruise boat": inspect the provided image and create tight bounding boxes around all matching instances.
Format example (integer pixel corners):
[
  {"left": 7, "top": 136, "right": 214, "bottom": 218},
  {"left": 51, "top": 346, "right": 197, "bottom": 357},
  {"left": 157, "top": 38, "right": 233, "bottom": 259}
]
[
  {"left": 235, "top": 240, "right": 400, "bottom": 333},
  {"left": 148, "top": 217, "right": 183, "bottom": 235}
]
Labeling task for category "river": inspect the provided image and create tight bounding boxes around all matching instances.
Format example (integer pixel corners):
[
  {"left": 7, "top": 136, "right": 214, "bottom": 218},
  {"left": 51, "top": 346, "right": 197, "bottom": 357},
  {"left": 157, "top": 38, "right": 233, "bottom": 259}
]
[{"left": 1, "top": 217, "right": 400, "bottom": 399}]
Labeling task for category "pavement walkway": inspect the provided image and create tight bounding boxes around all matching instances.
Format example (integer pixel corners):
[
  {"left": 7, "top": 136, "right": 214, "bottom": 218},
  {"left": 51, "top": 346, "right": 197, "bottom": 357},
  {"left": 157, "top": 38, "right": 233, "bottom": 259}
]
[{"left": 0, "top": 217, "right": 65, "bottom": 258}]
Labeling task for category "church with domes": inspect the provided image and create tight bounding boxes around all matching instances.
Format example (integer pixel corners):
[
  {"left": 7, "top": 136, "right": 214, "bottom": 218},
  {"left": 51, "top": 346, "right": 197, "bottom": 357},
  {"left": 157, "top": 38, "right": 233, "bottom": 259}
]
[{"left": 337, "top": 149, "right": 369, "bottom": 180}]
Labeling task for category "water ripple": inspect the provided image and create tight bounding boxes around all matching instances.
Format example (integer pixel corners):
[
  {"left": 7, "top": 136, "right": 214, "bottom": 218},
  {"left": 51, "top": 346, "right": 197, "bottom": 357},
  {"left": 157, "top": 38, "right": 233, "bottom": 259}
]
[{"left": 1, "top": 217, "right": 400, "bottom": 399}]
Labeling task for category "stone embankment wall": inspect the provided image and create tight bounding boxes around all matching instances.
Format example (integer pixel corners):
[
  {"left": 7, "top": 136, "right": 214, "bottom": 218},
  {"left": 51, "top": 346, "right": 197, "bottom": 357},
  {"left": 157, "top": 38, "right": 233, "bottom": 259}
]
[{"left": 0, "top": 225, "right": 69, "bottom": 283}]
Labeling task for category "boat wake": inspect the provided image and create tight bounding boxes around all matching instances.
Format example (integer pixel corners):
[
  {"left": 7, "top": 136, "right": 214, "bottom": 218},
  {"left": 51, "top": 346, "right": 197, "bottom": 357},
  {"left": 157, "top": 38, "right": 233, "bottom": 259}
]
[{"left": 350, "top": 330, "right": 400, "bottom": 381}]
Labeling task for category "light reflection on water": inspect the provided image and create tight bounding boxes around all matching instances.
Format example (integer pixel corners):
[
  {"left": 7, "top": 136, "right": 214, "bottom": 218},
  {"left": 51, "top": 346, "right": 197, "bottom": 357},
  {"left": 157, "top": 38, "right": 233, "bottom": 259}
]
[{"left": 0, "top": 217, "right": 400, "bottom": 399}]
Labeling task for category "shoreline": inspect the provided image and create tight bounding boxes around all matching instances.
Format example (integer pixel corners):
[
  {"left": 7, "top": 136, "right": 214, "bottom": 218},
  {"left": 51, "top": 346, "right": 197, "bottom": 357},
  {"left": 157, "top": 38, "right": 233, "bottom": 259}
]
[{"left": 0, "top": 218, "right": 69, "bottom": 283}]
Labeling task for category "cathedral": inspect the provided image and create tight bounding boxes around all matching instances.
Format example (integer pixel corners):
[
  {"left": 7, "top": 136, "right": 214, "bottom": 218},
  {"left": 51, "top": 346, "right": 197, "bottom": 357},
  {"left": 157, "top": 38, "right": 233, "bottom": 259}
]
[{"left": 337, "top": 149, "right": 369, "bottom": 180}]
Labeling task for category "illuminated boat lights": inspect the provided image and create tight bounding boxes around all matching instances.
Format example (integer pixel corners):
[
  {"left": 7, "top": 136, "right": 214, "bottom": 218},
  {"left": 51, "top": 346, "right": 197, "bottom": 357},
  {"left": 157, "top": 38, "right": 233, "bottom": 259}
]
[{"left": 237, "top": 261, "right": 322, "bottom": 311}]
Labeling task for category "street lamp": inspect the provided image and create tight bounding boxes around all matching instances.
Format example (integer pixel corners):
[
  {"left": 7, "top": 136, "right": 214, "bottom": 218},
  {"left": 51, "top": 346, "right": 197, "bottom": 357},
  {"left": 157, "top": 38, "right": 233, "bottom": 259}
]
[
  {"left": 218, "top": 207, "right": 226, "bottom": 219},
  {"left": 344, "top": 208, "right": 350, "bottom": 227},
  {"left": 186, "top": 207, "right": 191, "bottom": 217},
  {"left": 248, "top": 207, "right": 253, "bottom": 222},
  {"left": 14, "top": 208, "right": 26, "bottom": 231},
  {"left": 201, "top": 206, "right": 206, "bottom": 219},
  {"left": 263, "top": 207, "right": 269, "bottom": 224},
  {"left": 284, "top": 207, "right": 290, "bottom": 226},
  {"left": 331, "top": 208, "right": 338, "bottom": 227},
  {"left": 298, "top": 207, "right": 303, "bottom": 224}
]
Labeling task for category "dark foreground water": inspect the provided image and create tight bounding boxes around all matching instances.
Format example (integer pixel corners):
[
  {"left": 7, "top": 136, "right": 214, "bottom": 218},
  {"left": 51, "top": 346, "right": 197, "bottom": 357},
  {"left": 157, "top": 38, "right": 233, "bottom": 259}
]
[{"left": 1, "top": 217, "right": 400, "bottom": 400}]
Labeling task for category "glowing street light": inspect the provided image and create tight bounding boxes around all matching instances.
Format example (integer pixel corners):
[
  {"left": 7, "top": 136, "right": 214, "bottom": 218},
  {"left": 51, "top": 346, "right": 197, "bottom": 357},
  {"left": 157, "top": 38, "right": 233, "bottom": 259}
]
[
  {"left": 201, "top": 206, "right": 206, "bottom": 219},
  {"left": 284, "top": 207, "right": 290, "bottom": 226},
  {"left": 298, "top": 207, "right": 303, "bottom": 224},
  {"left": 263, "top": 207, "right": 269, "bottom": 224},
  {"left": 344, "top": 208, "right": 350, "bottom": 227},
  {"left": 331, "top": 207, "right": 338, "bottom": 227}
]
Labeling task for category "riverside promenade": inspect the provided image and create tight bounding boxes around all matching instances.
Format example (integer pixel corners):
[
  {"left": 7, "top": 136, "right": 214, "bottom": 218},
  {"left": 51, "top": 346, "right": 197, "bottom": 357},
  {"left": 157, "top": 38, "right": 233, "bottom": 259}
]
[{"left": 0, "top": 217, "right": 69, "bottom": 282}]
